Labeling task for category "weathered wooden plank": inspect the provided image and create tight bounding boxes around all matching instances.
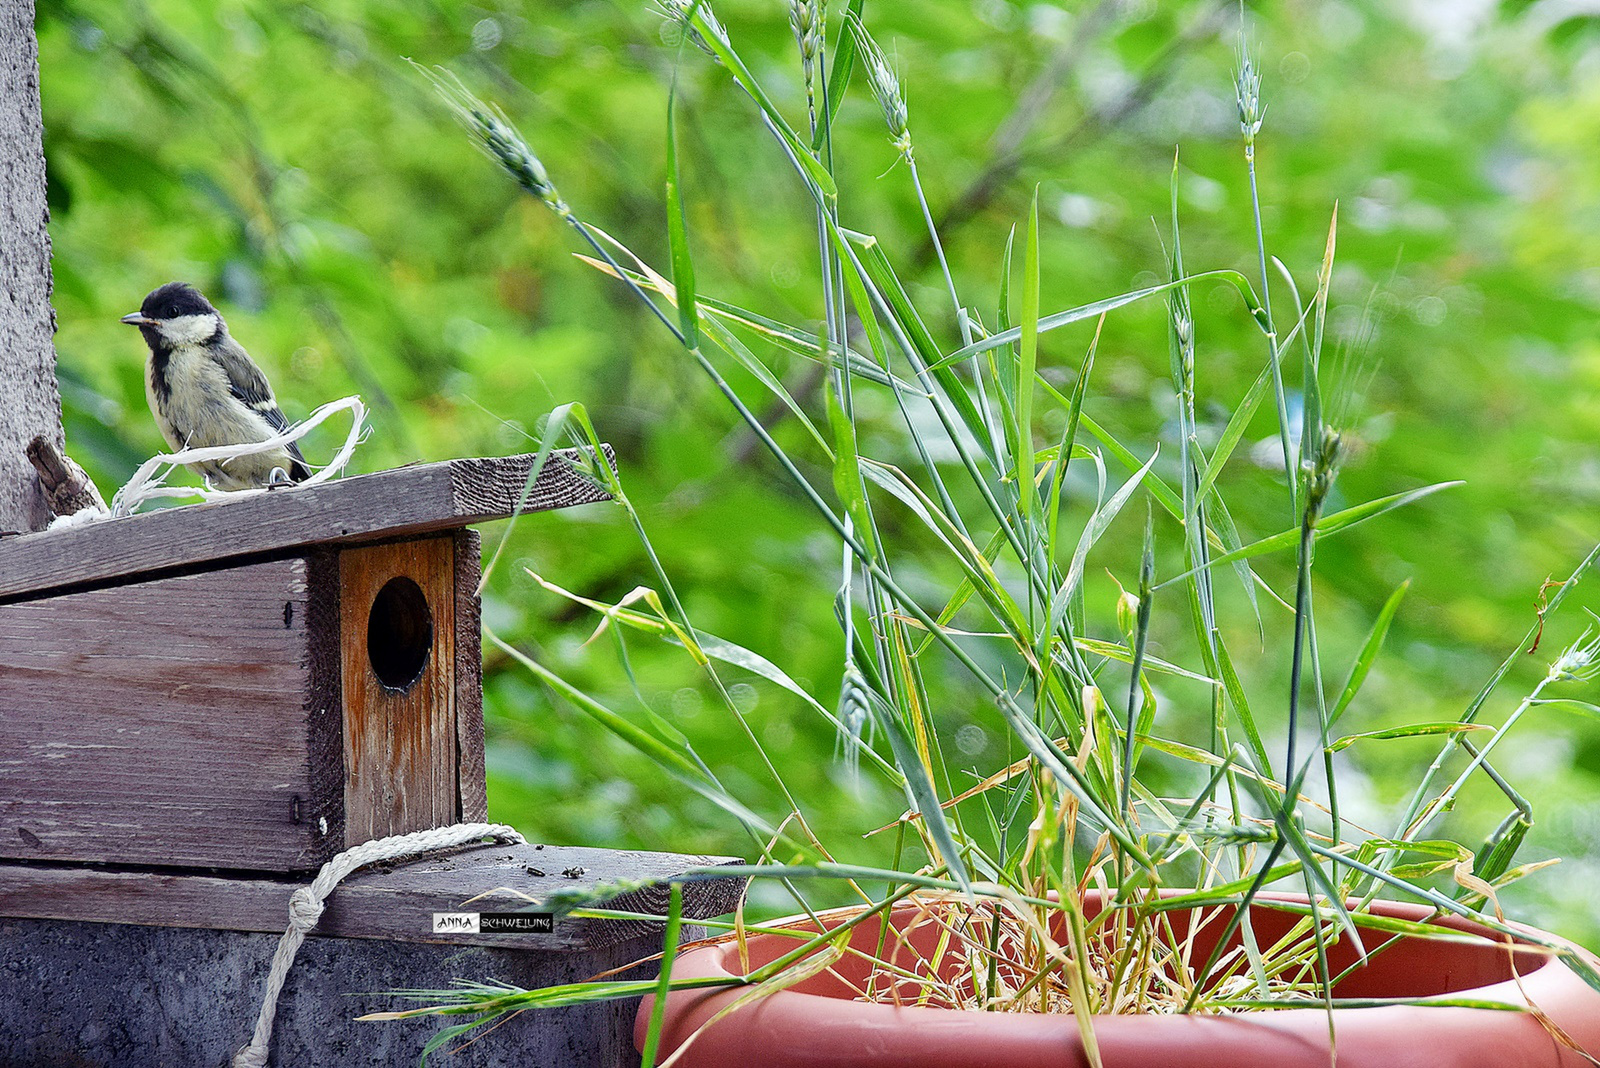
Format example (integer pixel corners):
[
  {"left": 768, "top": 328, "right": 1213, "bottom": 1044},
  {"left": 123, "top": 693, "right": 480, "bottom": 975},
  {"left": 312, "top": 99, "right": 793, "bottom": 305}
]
[
  {"left": 0, "top": 558, "right": 337, "bottom": 868},
  {"left": 0, "top": 0, "right": 60, "bottom": 537},
  {"left": 339, "top": 536, "right": 457, "bottom": 844},
  {"left": 0, "top": 448, "right": 614, "bottom": 603},
  {"left": 303, "top": 549, "right": 347, "bottom": 851},
  {"left": 454, "top": 528, "right": 489, "bottom": 823},
  {"left": 7, "top": 918, "right": 672, "bottom": 1067},
  {"left": 0, "top": 843, "right": 748, "bottom": 951}
]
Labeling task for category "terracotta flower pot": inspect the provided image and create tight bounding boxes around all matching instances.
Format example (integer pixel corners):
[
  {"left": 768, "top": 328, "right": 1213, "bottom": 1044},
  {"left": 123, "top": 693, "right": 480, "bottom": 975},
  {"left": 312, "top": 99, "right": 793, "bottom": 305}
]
[{"left": 635, "top": 892, "right": 1600, "bottom": 1067}]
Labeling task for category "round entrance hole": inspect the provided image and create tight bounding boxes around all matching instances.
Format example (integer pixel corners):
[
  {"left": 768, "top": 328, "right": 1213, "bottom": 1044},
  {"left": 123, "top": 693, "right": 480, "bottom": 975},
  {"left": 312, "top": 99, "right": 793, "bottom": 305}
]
[{"left": 368, "top": 576, "right": 433, "bottom": 691}]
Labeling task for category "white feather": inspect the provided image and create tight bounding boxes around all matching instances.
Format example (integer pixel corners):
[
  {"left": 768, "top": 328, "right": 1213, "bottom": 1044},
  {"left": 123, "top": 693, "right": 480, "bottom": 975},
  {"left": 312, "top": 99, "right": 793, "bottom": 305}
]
[{"left": 153, "top": 313, "right": 222, "bottom": 346}]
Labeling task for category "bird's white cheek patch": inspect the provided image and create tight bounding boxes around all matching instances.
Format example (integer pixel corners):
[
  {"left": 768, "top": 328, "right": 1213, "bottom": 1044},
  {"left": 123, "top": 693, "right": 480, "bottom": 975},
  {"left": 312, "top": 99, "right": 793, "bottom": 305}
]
[{"left": 157, "top": 314, "right": 221, "bottom": 346}]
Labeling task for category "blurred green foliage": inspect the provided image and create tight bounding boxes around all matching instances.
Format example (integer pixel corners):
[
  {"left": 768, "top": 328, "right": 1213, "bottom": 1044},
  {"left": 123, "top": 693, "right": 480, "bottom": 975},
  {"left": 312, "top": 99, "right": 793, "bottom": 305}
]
[{"left": 36, "top": 0, "right": 1600, "bottom": 941}]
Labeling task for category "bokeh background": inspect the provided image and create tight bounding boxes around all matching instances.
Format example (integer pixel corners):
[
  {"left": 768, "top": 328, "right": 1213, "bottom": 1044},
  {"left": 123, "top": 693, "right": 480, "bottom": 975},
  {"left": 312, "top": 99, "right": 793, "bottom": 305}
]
[{"left": 36, "top": 0, "right": 1600, "bottom": 944}]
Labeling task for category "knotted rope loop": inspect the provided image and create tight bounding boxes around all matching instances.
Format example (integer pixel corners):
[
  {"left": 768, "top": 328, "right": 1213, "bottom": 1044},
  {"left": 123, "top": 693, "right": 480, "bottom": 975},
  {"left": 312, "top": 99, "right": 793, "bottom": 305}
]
[{"left": 232, "top": 822, "right": 525, "bottom": 1068}]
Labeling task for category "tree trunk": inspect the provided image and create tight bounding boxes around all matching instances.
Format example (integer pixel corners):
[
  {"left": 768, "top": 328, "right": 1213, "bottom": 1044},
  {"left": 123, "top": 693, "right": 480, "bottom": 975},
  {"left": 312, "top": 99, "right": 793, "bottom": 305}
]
[{"left": 0, "top": 0, "right": 59, "bottom": 536}]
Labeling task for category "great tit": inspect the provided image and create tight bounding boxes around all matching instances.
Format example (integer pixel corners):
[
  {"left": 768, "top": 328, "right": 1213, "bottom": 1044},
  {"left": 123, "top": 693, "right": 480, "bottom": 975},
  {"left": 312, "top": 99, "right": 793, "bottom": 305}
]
[{"left": 121, "top": 282, "right": 311, "bottom": 491}]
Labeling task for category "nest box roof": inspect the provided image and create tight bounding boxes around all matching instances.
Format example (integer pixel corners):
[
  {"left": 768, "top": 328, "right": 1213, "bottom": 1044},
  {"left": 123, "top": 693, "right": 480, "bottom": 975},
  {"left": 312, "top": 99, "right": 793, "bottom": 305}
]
[{"left": 0, "top": 449, "right": 612, "bottom": 604}]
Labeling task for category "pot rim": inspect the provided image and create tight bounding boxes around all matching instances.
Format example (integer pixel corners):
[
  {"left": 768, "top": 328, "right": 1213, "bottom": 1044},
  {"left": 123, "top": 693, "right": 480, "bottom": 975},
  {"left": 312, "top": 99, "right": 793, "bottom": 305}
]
[{"left": 636, "top": 891, "right": 1600, "bottom": 1068}]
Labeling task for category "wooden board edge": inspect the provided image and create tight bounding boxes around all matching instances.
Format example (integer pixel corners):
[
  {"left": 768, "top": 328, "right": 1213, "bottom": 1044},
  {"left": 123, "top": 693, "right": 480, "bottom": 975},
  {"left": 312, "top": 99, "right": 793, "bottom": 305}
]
[
  {"left": 447, "top": 446, "right": 615, "bottom": 523},
  {"left": 303, "top": 549, "right": 346, "bottom": 865},
  {"left": 0, "top": 449, "right": 616, "bottom": 604},
  {"left": 0, "top": 848, "right": 747, "bottom": 952},
  {"left": 453, "top": 529, "right": 488, "bottom": 823}
]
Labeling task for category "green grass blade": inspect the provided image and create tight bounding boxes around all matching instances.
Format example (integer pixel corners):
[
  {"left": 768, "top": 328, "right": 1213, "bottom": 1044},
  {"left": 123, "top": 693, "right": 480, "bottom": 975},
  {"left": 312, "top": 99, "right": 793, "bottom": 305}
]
[
  {"left": 857, "top": 682, "right": 973, "bottom": 892},
  {"left": 1156, "top": 482, "right": 1463, "bottom": 591},
  {"left": 571, "top": 257, "right": 838, "bottom": 455},
  {"left": 1236, "top": 773, "right": 1367, "bottom": 954},
  {"left": 700, "top": 314, "right": 833, "bottom": 455},
  {"left": 1531, "top": 697, "right": 1600, "bottom": 722},
  {"left": 1302, "top": 839, "right": 1600, "bottom": 992},
  {"left": 1330, "top": 722, "right": 1492, "bottom": 752},
  {"left": 1055, "top": 449, "right": 1158, "bottom": 613},
  {"left": 859, "top": 460, "right": 1029, "bottom": 637},
  {"left": 1047, "top": 323, "right": 1100, "bottom": 558},
  {"left": 1137, "top": 750, "right": 1237, "bottom": 868},
  {"left": 638, "top": 881, "right": 684, "bottom": 1068},
  {"left": 1122, "top": 510, "right": 1155, "bottom": 813},
  {"left": 1214, "top": 632, "right": 1272, "bottom": 775},
  {"left": 912, "top": 527, "right": 1008, "bottom": 657},
  {"left": 1016, "top": 189, "right": 1040, "bottom": 524},
  {"left": 1202, "top": 480, "right": 1263, "bottom": 630},
  {"left": 993, "top": 701, "right": 1153, "bottom": 867},
  {"left": 826, "top": 368, "right": 878, "bottom": 558},
  {"left": 1077, "top": 415, "right": 1182, "bottom": 518},
  {"left": 491, "top": 632, "right": 778, "bottom": 836},
  {"left": 932, "top": 269, "right": 1269, "bottom": 370},
  {"left": 1471, "top": 816, "right": 1532, "bottom": 885},
  {"left": 575, "top": 259, "right": 902, "bottom": 385},
  {"left": 1195, "top": 361, "right": 1273, "bottom": 502},
  {"left": 813, "top": 0, "right": 866, "bottom": 151},
  {"left": 686, "top": 9, "right": 838, "bottom": 198},
  {"left": 1329, "top": 579, "right": 1410, "bottom": 728},
  {"left": 1389, "top": 540, "right": 1600, "bottom": 850},
  {"left": 665, "top": 83, "right": 697, "bottom": 350},
  {"left": 1144, "top": 855, "right": 1309, "bottom": 913},
  {"left": 998, "top": 224, "right": 1015, "bottom": 339},
  {"left": 653, "top": 623, "right": 900, "bottom": 779},
  {"left": 1074, "top": 637, "right": 1217, "bottom": 685},
  {"left": 844, "top": 228, "right": 993, "bottom": 455}
]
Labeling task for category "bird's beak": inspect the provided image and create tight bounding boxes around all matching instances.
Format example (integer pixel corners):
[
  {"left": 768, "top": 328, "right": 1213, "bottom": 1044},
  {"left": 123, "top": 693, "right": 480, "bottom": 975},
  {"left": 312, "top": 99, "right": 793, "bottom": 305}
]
[{"left": 120, "top": 313, "right": 155, "bottom": 326}]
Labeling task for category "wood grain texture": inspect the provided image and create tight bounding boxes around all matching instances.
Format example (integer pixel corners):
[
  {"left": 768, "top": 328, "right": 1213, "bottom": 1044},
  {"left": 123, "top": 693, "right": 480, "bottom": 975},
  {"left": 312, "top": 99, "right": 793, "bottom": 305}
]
[
  {"left": 340, "top": 537, "right": 456, "bottom": 844},
  {"left": 0, "top": 0, "right": 62, "bottom": 536},
  {"left": 454, "top": 528, "right": 488, "bottom": 823},
  {"left": 303, "top": 550, "right": 346, "bottom": 852},
  {"left": 25, "top": 436, "right": 105, "bottom": 518},
  {"left": 0, "top": 448, "right": 614, "bottom": 602},
  {"left": 0, "top": 844, "right": 748, "bottom": 951},
  {"left": 0, "top": 558, "right": 337, "bottom": 869}
]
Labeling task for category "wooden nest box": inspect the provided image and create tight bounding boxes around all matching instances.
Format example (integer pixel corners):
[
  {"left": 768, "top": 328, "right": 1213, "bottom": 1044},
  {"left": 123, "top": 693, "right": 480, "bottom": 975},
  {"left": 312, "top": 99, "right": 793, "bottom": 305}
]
[{"left": 0, "top": 451, "right": 611, "bottom": 873}]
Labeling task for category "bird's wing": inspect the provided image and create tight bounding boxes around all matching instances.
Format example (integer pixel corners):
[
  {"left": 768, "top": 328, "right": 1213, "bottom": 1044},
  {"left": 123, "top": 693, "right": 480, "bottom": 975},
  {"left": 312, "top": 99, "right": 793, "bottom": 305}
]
[
  {"left": 216, "top": 336, "right": 311, "bottom": 473},
  {"left": 216, "top": 336, "right": 291, "bottom": 433}
]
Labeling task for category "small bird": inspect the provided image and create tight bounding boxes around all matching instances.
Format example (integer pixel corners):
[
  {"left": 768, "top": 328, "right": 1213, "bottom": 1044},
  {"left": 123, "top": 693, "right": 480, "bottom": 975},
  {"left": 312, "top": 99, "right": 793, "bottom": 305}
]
[{"left": 121, "top": 282, "right": 311, "bottom": 491}]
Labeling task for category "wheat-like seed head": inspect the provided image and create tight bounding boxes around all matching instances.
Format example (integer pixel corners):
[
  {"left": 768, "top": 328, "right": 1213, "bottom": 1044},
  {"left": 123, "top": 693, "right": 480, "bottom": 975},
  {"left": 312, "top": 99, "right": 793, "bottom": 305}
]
[
  {"left": 790, "top": 0, "right": 824, "bottom": 70},
  {"left": 1235, "top": 43, "right": 1264, "bottom": 140},
  {"left": 1303, "top": 426, "right": 1343, "bottom": 516},
  {"left": 851, "top": 17, "right": 911, "bottom": 159},
  {"left": 656, "top": 0, "right": 728, "bottom": 63},
  {"left": 415, "top": 63, "right": 570, "bottom": 218},
  {"left": 1550, "top": 623, "right": 1600, "bottom": 683}
]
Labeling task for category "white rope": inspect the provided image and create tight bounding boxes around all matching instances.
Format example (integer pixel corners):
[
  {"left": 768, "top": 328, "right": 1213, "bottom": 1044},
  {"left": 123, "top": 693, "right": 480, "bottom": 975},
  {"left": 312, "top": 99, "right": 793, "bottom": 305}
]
[
  {"left": 232, "top": 821, "right": 525, "bottom": 1068},
  {"left": 46, "top": 506, "right": 109, "bottom": 530},
  {"left": 111, "top": 394, "right": 369, "bottom": 518}
]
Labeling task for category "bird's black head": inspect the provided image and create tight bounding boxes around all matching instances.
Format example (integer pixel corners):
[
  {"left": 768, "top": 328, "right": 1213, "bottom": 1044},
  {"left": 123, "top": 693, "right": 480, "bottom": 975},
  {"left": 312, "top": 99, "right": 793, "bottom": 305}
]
[
  {"left": 121, "top": 282, "right": 225, "bottom": 356},
  {"left": 139, "top": 282, "right": 216, "bottom": 321}
]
